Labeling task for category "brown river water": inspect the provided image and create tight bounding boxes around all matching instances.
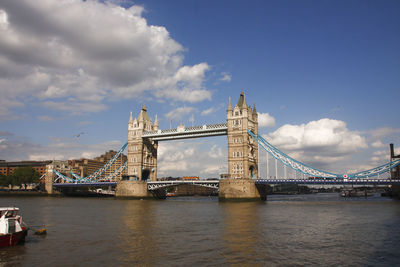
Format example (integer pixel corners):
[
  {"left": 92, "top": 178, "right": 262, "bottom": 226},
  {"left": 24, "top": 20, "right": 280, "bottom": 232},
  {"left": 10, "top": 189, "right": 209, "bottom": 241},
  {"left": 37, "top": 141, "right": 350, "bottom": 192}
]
[{"left": 1, "top": 193, "right": 400, "bottom": 266}]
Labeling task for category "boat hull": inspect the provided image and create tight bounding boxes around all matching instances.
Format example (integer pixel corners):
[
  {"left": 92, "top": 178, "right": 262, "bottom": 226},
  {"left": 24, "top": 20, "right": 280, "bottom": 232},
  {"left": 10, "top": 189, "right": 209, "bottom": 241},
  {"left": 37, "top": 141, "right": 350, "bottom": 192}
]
[{"left": 0, "top": 229, "right": 27, "bottom": 247}]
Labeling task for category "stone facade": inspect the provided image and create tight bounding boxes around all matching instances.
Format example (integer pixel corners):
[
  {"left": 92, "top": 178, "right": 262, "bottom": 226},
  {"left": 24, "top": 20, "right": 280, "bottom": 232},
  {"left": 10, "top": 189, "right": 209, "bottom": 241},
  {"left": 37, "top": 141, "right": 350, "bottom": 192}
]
[
  {"left": 227, "top": 91, "right": 259, "bottom": 179},
  {"left": 127, "top": 106, "right": 158, "bottom": 181},
  {"left": 115, "top": 181, "right": 153, "bottom": 198},
  {"left": 219, "top": 179, "right": 266, "bottom": 200}
]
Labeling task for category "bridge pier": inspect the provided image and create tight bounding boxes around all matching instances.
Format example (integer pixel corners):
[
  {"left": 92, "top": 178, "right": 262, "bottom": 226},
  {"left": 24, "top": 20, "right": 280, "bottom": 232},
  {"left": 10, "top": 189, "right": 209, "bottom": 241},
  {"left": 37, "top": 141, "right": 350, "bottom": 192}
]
[
  {"left": 219, "top": 179, "right": 268, "bottom": 201},
  {"left": 45, "top": 165, "right": 55, "bottom": 195},
  {"left": 116, "top": 180, "right": 165, "bottom": 199}
]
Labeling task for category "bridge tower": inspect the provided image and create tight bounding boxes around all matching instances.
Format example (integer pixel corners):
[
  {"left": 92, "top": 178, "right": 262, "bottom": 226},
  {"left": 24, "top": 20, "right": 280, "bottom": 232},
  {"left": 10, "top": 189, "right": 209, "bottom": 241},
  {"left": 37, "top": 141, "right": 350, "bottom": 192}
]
[
  {"left": 227, "top": 91, "right": 259, "bottom": 179},
  {"left": 127, "top": 105, "right": 158, "bottom": 181}
]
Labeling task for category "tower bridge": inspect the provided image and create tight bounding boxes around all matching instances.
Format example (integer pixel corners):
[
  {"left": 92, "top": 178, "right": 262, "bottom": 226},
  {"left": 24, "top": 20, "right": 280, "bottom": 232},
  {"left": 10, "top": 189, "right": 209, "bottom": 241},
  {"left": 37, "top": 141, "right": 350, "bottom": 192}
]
[
  {"left": 46, "top": 91, "right": 400, "bottom": 200},
  {"left": 125, "top": 91, "right": 259, "bottom": 184}
]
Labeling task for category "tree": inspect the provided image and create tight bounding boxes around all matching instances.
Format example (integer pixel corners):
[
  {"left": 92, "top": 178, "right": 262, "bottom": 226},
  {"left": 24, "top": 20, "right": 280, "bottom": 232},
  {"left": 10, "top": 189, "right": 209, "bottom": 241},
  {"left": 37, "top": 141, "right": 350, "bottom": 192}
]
[
  {"left": 0, "top": 173, "right": 8, "bottom": 187},
  {"left": 10, "top": 167, "right": 41, "bottom": 188},
  {"left": 0, "top": 173, "right": 14, "bottom": 187}
]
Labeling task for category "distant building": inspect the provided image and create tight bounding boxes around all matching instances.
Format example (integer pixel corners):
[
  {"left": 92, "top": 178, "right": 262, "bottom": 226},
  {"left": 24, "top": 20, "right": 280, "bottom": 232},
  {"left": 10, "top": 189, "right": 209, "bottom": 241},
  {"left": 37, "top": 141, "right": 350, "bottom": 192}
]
[
  {"left": 1, "top": 150, "right": 127, "bottom": 183},
  {"left": 0, "top": 160, "right": 52, "bottom": 177},
  {"left": 182, "top": 176, "right": 200, "bottom": 181},
  {"left": 68, "top": 150, "right": 127, "bottom": 180}
]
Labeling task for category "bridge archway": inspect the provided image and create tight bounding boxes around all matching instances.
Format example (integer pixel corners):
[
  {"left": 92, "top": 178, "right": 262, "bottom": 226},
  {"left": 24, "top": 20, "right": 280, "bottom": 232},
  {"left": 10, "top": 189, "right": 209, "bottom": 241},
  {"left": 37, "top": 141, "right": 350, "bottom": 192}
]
[
  {"left": 249, "top": 166, "right": 256, "bottom": 179},
  {"left": 142, "top": 169, "right": 151, "bottom": 181}
]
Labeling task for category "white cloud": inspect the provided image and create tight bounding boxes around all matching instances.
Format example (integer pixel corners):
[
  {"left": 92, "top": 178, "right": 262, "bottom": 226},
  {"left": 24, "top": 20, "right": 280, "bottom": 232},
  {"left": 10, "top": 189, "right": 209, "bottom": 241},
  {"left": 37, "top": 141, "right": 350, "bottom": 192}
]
[
  {"left": 258, "top": 112, "right": 275, "bottom": 127},
  {"left": 265, "top": 118, "right": 367, "bottom": 170},
  {"left": 0, "top": 1, "right": 212, "bottom": 118},
  {"left": 165, "top": 106, "right": 196, "bottom": 121},
  {"left": 208, "top": 144, "right": 223, "bottom": 159},
  {"left": 370, "top": 127, "right": 400, "bottom": 139},
  {"left": 371, "top": 140, "right": 385, "bottom": 148},
  {"left": 201, "top": 107, "right": 216, "bottom": 116},
  {"left": 201, "top": 164, "right": 224, "bottom": 175},
  {"left": 156, "top": 141, "right": 226, "bottom": 178},
  {"left": 220, "top": 72, "right": 231, "bottom": 82},
  {"left": 0, "top": 132, "right": 123, "bottom": 162}
]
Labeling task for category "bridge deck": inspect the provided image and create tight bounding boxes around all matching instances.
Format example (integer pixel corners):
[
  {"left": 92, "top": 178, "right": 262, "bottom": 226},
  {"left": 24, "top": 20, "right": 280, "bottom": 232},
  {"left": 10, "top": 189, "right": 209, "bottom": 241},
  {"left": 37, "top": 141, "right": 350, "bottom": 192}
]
[{"left": 53, "top": 179, "right": 400, "bottom": 189}]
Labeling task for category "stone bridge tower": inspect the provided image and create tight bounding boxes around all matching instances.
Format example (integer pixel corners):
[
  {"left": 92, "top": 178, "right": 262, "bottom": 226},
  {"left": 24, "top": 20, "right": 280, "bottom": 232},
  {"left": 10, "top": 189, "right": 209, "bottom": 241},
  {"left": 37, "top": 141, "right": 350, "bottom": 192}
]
[
  {"left": 127, "top": 105, "right": 158, "bottom": 181},
  {"left": 227, "top": 91, "right": 259, "bottom": 179}
]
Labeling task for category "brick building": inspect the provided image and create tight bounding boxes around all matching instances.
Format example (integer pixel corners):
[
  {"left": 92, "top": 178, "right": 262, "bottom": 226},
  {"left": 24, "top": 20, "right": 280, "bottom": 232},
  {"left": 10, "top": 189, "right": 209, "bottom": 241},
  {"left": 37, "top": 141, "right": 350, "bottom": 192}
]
[
  {"left": 0, "top": 160, "right": 52, "bottom": 176},
  {"left": 68, "top": 150, "right": 127, "bottom": 180}
]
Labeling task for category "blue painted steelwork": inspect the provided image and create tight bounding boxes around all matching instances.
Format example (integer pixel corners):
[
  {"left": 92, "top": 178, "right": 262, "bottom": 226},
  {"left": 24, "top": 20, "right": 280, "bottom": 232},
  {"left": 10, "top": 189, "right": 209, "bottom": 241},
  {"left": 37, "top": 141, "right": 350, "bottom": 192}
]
[
  {"left": 68, "top": 142, "right": 127, "bottom": 182},
  {"left": 52, "top": 142, "right": 128, "bottom": 183},
  {"left": 249, "top": 130, "right": 400, "bottom": 179},
  {"left": 255, "top": 179, "right": 400, "bottom": 185},
  {"left": 52, "top": 179, "right": 400, "bottom": 190},
  {"left": 53, "top": 170, "right": 76, "bottom": 183}
]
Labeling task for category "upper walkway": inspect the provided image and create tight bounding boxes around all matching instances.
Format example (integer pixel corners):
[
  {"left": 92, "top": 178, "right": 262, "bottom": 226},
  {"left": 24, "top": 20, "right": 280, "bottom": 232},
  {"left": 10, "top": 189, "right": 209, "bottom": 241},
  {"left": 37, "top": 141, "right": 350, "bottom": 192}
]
[{"left": 142, "top": 123, "right": 227, "bottom": 141}]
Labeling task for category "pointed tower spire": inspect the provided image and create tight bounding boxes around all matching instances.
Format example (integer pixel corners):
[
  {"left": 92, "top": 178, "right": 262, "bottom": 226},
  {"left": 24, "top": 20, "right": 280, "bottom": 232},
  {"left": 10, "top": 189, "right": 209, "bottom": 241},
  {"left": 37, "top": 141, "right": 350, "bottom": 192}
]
[
  {"left": 228, "top": 96, "right": 232, "bottom": 111},
  {"left": 129, "top": 111, "right": 133, "bottom": 123},
  {"left": 153, "top": 114, "right": 159, "bottom": 131},
  {"left": 236, "top": 90, "right": 247, "bottom": 109},
  {"left": 253, "top": 103, "right": 257, "bottom": 114},
  {"left": 242, "top": 92, "right": 247, "bottom": 108}
]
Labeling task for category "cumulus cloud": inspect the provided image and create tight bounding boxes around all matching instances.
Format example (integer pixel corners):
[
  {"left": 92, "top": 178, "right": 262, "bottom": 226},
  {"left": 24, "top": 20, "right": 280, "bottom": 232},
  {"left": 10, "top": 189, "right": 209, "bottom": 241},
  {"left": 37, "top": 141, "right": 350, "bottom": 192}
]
[
  {"left": 0, "top": 0, "right": 212, "bottom": 119},
  {"left": 220, "top": 72, "right": 231, "bottom": 82},
  {"left": 165, "top": 106, "right": 196, "bottom": 121},
  {"left": 201, "top": 107, "right": 216, "bottom": 116},
  {"left": 208, "top": 144, "right": 223, "bottom": 159},
  {"left": 258, "top": 112, "right": 275, "bottom": 127},
  {"left": 0, "top": 132, "right": 123, "bottom": 161},
  {"left": 157, "top": 141, "right": 226, "bottom": 178},
  {"left": 371, "top": 140, "right": 385, "bottom": 148},
  {"left": 264, "top": 118, "right": 367, "bottom": 170},
  {"left": 369, "top": 127, "right": 400, "bottom": 139}
]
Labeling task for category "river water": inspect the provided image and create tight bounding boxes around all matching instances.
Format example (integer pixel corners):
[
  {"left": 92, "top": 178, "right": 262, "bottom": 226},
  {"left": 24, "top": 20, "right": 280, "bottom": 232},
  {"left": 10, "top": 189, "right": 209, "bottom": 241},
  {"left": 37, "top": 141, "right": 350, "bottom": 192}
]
[{"left": 1, "top": 193, "right": 400, "bottom": 266}]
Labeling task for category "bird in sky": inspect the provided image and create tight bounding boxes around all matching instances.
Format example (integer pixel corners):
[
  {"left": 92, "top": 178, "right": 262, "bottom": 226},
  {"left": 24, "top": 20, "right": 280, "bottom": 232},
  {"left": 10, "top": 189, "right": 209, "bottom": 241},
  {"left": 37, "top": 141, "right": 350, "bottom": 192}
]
[{"left": 73, "top": 132, "right": 85, "bottom": 138}]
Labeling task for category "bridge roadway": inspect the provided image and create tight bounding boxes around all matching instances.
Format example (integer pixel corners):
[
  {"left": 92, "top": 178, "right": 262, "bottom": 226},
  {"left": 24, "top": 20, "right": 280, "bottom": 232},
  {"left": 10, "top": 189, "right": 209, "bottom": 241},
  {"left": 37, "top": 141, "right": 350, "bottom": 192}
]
[{"left": 53, "top": 178, "right": 400, "bottom": 190}]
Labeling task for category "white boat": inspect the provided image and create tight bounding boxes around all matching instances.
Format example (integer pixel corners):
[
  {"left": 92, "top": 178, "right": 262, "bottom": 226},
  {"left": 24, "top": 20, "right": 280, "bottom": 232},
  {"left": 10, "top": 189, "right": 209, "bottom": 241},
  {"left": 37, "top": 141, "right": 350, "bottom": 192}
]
[{"left": 0, "top": 207, "right": 28, "bottom": 247}]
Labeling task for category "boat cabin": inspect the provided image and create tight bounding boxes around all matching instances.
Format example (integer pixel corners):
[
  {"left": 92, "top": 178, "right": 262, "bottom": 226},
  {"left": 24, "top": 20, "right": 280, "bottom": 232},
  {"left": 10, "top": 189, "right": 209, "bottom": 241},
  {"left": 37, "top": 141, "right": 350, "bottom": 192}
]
[{"left": 0, "top": 207, "right": 24, "bottom": 235}]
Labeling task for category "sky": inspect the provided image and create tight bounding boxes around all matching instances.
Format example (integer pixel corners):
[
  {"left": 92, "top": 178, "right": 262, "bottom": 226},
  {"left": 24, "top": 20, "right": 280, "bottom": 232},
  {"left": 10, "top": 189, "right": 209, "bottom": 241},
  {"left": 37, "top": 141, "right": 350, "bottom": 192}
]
[{"left": 0, "top": 0, "right": 399, "bottom": 178}]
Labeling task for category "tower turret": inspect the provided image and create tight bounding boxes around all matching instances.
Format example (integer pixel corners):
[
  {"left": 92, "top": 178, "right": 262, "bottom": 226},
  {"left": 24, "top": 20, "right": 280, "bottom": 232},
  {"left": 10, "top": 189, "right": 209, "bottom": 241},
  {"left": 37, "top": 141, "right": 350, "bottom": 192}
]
[{"left": 227, "top": 91, "right": 258, "bottom": 179}]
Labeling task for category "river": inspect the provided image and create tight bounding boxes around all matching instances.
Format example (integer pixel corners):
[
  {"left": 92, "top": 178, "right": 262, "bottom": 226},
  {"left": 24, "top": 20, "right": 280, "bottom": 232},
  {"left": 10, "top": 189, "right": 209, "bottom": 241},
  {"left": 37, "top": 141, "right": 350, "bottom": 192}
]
[{"left": 1, "top": 193, "right": 400, "bottom": 266}]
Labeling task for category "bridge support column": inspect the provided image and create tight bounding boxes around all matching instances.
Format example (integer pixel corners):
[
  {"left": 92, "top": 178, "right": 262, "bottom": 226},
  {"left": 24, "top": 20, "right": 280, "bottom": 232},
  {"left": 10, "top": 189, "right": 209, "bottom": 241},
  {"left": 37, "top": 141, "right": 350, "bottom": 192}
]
[
  {"left": 116, "top": 180, "right": 157, "bottom": 199},
  {"left": 219, "top": 179, "right": 267, "bottom": 201},
  {"left": 45, "top": 165, "right": 55, "bottom": 195}
]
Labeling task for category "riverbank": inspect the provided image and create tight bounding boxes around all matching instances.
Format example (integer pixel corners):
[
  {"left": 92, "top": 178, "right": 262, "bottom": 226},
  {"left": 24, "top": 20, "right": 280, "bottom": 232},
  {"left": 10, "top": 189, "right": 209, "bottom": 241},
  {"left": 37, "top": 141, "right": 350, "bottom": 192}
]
[{"left": 0, "top": 189, "right": 48, "bottom": 196}]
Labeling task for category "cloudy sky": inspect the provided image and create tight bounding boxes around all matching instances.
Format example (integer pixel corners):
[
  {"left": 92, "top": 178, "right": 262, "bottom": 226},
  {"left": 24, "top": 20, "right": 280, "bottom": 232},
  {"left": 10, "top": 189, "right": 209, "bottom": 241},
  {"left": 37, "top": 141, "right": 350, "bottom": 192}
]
[{"left": 0, "top": 0, "right": 399, "bottom": 178}]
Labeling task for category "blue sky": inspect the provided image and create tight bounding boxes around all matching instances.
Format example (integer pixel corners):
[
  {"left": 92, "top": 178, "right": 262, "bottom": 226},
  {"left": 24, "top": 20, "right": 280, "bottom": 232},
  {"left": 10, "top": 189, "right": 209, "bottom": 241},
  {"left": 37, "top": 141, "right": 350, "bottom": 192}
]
[{"left": 0, "top": 0, "right": 399, "bottom": 178}]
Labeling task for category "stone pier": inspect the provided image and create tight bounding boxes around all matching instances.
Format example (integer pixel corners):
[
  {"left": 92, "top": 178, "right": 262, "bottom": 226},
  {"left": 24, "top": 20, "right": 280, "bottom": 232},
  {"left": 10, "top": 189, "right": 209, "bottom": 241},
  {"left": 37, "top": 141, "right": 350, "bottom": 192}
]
[
  {"left": 115, "top": 180, "right": 166, "bottom": 199},
  {"left": 45, "top": 165, "right": 55, "bottom": 195},
  {"left": 218, "top": 179, "right": 267, "bottom": 201}
]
